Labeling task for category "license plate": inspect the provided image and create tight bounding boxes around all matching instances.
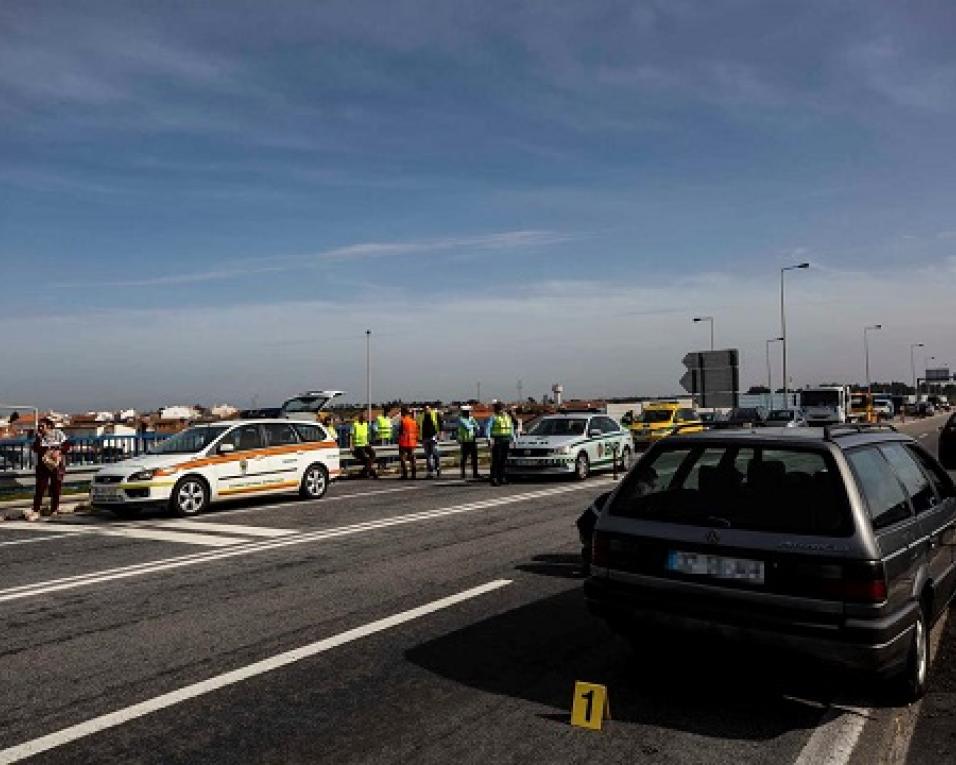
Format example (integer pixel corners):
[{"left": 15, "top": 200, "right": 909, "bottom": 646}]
[
  {"left": 91, "top": 487, "right": 123, "bottom": 503},
  {"left": 666, "top": 551, "right": 765, "bottom": 584}
]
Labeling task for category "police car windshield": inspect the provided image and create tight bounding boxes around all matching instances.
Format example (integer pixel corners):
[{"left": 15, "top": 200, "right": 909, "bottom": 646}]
[
  {"left": 527, "top": 418, "right": 587, "bottom": 436},
  {"left": 638, "top": 410, "right": 673, "bottom": 424},
  {"left": 149, "top": 425, "right": 231, "bottom": 454}
]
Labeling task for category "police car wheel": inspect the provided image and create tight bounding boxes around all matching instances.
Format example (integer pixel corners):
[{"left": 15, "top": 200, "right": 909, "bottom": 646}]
[
  {"left": 575, "top": 452, "right": 590, "bottom": 481},
  {"left": 300, "top": 464, "right": 329, "bottom": 500},
  {"left": 169, "top": 476, "right": 208, "bottom": 517}
]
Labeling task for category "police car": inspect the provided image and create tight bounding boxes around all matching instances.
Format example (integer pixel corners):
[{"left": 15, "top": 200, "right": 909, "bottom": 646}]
[
  {"left": 506, "top": 413, "right": 632, "bottom": 480},
  {"left": 90, "top": 419, "right": 340, "bottom": 517}
]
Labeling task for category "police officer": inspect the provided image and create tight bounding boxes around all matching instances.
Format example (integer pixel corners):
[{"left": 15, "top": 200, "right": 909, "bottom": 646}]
[
  {"left": 457, "top": 406, "right": 480, "bottom": 480},
  {"left": 418, "top": 403, "right": 443, "bottom": 479},
  {"left": 485, "top": 401, "right": 513, "bottom": 486},
  {"left": 372, "top": 409, "right": 394, "bottom": 473},
  {"left": 350, "top": 411, "right": 377, "bottom": 478}
]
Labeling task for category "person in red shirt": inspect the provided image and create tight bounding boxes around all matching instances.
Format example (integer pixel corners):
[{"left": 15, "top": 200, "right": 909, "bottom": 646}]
[{"left": 397, "top": 406, "right": 419, "bottom": 480}]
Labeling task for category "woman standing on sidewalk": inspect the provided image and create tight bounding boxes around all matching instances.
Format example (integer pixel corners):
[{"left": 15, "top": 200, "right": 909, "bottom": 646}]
[{"left": 26, "top": 417, "right": 71, "bottom": 521}]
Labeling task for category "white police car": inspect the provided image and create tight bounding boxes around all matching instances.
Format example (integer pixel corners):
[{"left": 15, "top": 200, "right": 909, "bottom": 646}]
[
  {"left": 90, "top": 419, "right": 340, "bottom": 517},
  {"left": 506, "top": 413, "right": 632, "bottom": 480}
]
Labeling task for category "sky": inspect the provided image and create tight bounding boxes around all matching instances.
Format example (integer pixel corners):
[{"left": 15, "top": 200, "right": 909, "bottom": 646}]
[{"left": 1, "top": 0, "right": 955, "bottom": 411}]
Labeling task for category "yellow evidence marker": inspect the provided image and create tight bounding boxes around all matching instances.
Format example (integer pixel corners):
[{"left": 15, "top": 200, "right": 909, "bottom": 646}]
[{"left": 570, "top": 681, "right": 611, "bottom": 731}]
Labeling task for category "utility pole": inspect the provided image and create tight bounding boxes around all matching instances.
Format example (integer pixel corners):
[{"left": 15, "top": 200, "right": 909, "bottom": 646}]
[
  {"left": 910, "top": 343, "right": 925, "bottom": 395},
  {"left": 781, "top": 262, "right": 810, "bottom": 407},
  {"left": 476, "top": 381, "right": 481, "bottom": 403},
  {"left": 517, "top": 379, "right": 523, "bottom": 403},
  {"left": 365, "top": 329, "right": 372, "bottom": 422}
]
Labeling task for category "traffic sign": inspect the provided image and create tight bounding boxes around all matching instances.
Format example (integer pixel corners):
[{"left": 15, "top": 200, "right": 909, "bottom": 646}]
[
  {"left": 681, "top": 348, "right": 740, "bottom": 408},
  {"left": 926, "top": 367, "right": 951, "bottom": 382}
]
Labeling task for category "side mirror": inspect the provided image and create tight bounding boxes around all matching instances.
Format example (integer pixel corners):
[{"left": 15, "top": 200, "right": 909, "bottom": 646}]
[{"left": 218, "top": 443, "right": 236, "bottom": 454}]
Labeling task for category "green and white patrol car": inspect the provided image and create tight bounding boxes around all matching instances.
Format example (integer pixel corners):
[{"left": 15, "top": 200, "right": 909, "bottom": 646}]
[{"left": 506, "top": 413, "right": 632, "bottom": 480}]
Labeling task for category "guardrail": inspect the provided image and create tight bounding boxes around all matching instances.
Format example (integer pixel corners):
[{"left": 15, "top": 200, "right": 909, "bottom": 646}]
[
  {"left": 0, "top": 434, "right": 170, "bottom": 472},
  {"left": 0, "top": 440, "right": 490, "bottom": 496}
]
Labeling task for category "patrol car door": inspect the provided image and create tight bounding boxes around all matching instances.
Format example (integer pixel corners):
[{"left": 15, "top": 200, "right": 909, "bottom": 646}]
[
  {"left": 261, "top": 422, "right": 303, "bottom": 494},
  {"left": 212, "top": 424, "right": 269, "bottom": 497},
  {"left": 585, "top": 417, "right": 609, "bottom": 471},
  {"left": 597, "top": 416, "right": 627, "bottom": 468}
]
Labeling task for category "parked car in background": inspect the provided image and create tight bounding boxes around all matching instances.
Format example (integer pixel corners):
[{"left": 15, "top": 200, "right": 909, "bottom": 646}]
[
  {"left": 629, "top": 402, "right": 703, "bottom": 451},
  {"left": 507, "top": 413, "right": 632, "bottom": 480},
  {"left": 873, "top": 398, "right": 895, "bottom": 420},
  {"left": 765, "top": 409, "right": 808, "bottom": 428},
  {"left": 940, "top": 413, "right": 956, "bottom": 470},
  {"left": 711, "top": 406, "right": 769, "bottom": 429},
  {"left": 586, "top": 425, "right": 956, "bottom": 701}
]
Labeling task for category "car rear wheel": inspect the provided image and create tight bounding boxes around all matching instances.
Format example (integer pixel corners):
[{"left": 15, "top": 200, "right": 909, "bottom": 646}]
[
  {"left": 575, "top": 452, "right": 590, "bottom": 481},
  {"left": 893, "top": 605, "right": 929, "bottom": 703},
  {"left": 169, "top": 476, "right": 209, "bottom": 517},
  {"left": 300, "top": 463, "right": 329, "bottom": 500}
]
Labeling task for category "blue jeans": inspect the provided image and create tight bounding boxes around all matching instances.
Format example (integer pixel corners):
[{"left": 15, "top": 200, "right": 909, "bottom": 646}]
[{"left": 424, "top": 437, "right": 441, "bottom": 474}]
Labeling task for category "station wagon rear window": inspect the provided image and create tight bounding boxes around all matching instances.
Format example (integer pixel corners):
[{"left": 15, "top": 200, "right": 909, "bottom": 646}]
[{"left": 609, "top": 445, "right": 852, "bottom": 536}]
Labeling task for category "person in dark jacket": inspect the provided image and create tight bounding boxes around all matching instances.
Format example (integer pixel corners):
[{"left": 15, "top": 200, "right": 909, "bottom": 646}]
[{"left": 27, "top": 417, "right": 71, "bottom": 521}]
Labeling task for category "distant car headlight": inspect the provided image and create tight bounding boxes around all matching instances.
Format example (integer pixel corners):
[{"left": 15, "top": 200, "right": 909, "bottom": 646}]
[
  {"left": 553, "top": 446, "right": 572, "bottom": 455},
  {"left": 127, "top": 469, "right": 157, "bottom": 482}
]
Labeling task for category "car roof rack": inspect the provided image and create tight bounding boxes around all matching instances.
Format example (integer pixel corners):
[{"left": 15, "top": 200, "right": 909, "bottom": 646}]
[{"left": 822, "top": 422, "right": 898, "bottom": 441}]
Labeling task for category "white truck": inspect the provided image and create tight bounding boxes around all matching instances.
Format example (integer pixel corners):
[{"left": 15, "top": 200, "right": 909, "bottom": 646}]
[{"left": 800, "top": 385, "right": 851, "bottom": 425}]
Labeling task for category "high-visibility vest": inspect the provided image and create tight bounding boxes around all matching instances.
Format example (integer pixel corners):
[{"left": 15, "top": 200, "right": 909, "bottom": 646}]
[
  {"left": 458, "top": 417, "right": 478, "bottom": 442},
  {"left": 351, "top": 421, "right": 370, "bottom": 447},
  {"left": 375, "top": 415, "right": 392, "bottom": 440},
  {"left": 398, "top": 416, "right": 418, "bottom": 448},
  {"left": 490, "top": 413, "right": 513, "bottom": 437}
]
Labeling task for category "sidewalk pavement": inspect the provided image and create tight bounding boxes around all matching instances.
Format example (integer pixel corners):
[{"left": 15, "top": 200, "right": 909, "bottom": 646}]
[{"left": 0, "top": 495, "right": 89, "bottom": 520}]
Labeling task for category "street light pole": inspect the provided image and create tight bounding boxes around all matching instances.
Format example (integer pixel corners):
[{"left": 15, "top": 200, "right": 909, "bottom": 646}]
[
  {"left": 910, "top": 343, "right": 924, "bottom": 395},
  {"left": 693, "top": 316, "right": 714, "bottom": 350},
  {"left": 780, "top": 262, "right": 810, "bottom": 408},
  {"left": 766, "top": 337, "right": 783, "bottom": 410},
  {"left": 365, "top": 329, "right": 372, "bottom": 422},
  {"left": 864, "top": 324, "right": 883, "bottom": 394}
]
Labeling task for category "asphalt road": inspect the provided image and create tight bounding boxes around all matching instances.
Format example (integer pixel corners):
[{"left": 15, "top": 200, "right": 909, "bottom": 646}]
[{"left": 0, "top": 416, "right": 952, "bottom": 765}]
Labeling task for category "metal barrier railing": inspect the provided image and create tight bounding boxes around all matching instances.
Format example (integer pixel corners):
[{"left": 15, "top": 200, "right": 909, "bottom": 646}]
[{"left": 0, "top": 434, "right": 170, "bottom": 472}]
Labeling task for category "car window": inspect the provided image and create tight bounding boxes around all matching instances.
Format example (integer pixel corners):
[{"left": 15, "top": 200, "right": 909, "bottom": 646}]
[
  {"left": 879, "top": 443, "right": 935, "bottom": 514},
  {"left": 847, "top": 448, "right": 913, "bottom": 530},
  {"left": 263, "top": 422, "right": 300, "bottom": 447},
  {"left": 611, "top": 445, "right": 850, "bottom": 535},
  {"left": 294, "top": 423, "right": 330, "bottom": 443},
  {"left": 221, "top": 425, "right": 264, "bottom": 452},
  {"left": 906, "top": 444, "right": 956, "bottom": 500},
  {"left": 599, "top": 417, "right": 620, "bottom": 433}
]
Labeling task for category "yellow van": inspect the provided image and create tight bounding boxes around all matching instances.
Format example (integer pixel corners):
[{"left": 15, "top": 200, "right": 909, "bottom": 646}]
[{"left": 629, "top": 402, "right": 703, "bottom": 451}]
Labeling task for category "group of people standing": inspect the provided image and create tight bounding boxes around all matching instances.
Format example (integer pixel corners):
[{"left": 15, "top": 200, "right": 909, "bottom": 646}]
[{"left": 346, "top": 401, "right": 519, "bottom": 486}]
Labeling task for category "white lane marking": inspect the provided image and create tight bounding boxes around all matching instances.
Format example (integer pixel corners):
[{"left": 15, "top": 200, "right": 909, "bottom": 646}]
[
  {"left": 0, "top": 481, "right": 609, "bottom": 603},
  {"left": 138, "top": 520, "right": 296, "bottom": 537},
  {"left": 0, "top": 535, "right": 86, "bottom": 548},
  {"left": 207, "top": 483, "right": 424, "bottom": 516},
  {"left": 0, "top": 579, "right": 512, "bottom": 764},
  {"left": 918, "top": 433, "right": 929, "bottom": 440},
  {"left": 793, "top": 702, "right": 870, "bottom": 765},
  {"left": 0, "top": 522, "right": 91, "bottom": 534},
  {"left": 93, "top": 528, "right": 250, "bottom": 547}
]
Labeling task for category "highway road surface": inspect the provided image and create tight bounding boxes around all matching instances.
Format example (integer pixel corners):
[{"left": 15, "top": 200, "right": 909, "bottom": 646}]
[{"left": 1, "top": 416, "right": 952, "bottom": 764}]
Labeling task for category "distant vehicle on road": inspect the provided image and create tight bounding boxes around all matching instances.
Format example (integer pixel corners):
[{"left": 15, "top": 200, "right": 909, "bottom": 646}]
[
  {"left": 849, "top": 392, "right": 878, "bottom": 424},
  {"left": 765, "top": 409, "right": 808, "bottom": 428},
  {"left": 507, "top": 413, "right": 632, "bottom": 480},
  {"left": 91, "top": 419, "right": 339, "bottom": 517},
  {"left": 940, "top": 413, "right": 956, "bottom": 470},
  {"left": 239, "top": 390, "right": 344, "bottom": 421},
  {"left": 873, "top": 397, "right": 895, "bottom": 420},
  {"left": 586, "top": 424, "right": 956, "bottom": 701},
  {"left": 710, "top": 406, "right": 769, "bottom": 429},
  {"left": 801, "top": 385, "right": 851, "bottom": 425},
  {"left": 629, "top": 402, "right": 702, "bottom": 451}
]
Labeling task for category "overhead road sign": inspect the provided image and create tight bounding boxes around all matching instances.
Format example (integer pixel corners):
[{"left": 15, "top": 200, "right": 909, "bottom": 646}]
[
  {"left": 926, "top": 368, "right": 951, "bottom": 382},
  {"left": 681, "top": 349, "right": 740, "bottom": 409}
]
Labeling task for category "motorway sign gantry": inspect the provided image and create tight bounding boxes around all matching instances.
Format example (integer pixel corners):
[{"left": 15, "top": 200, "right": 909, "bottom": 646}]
[{"left": 681, "top": 349, "right": 740, "bottom": 409}]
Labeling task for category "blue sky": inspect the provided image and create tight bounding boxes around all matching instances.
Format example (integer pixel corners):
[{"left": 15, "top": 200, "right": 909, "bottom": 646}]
[{"left": 2, "top": 0, "right": 955, "bottom": 410}]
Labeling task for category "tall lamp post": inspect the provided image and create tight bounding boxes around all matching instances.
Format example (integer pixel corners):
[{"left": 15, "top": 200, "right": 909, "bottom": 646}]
[
  {"left": 923, "top": 355, "right": 936, "bottom": 397},
  {"left": 864, "top": 324, "right": 883, "bottom": 394},
  {"left": 693, "top": 316, "right": 715, "bottom": 350},
  {"left": 781, "top": 262, "right": 810, "bottom": 408},
  {"left": 910, "top": 342, "right": 925, "bottom": 395},
  {"left": 365, "top": 329, "right": 372, "bottom": 422},
  {"left": 766, "top": 337, "right": 783, "bottom": 410}
]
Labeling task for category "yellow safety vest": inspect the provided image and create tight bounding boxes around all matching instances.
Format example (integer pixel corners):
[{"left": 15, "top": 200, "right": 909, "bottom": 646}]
[
  {"left": 490, "top": 414, "right": 513, "bottom": 437},
  {"left": 375, "top": 415, "right": 392, "bottom": 440},
  {"left": 351, "top": 421, "right": 370, "bottom": 447},
  {"left": 417, "top": 410, "right": 440, "bottom": 434}
]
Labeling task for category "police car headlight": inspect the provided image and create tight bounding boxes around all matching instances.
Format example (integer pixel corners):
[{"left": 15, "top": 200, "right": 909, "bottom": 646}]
[
  {"left": 127, "top": 469, "right": 156, "bottom": 482},
  {"left": 552, "top": 446, "right": 571, "bottom": 455}
]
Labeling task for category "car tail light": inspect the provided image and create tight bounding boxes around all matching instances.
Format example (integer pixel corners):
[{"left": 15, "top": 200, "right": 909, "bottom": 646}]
[
  {"left": 591, "top": 531, "right": 610, "bottom": 568},
  {"left": 817, "top": 562, "right": 887, "bottom": 603}
]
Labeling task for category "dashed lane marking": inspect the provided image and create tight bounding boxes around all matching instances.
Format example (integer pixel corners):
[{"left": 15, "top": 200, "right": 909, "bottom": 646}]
[
  {"left": 0, "top": 579, "right": 513, "bottom": 764},
  {"left": 0, "top": 480, "right": 610, "bottom": 603}
]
